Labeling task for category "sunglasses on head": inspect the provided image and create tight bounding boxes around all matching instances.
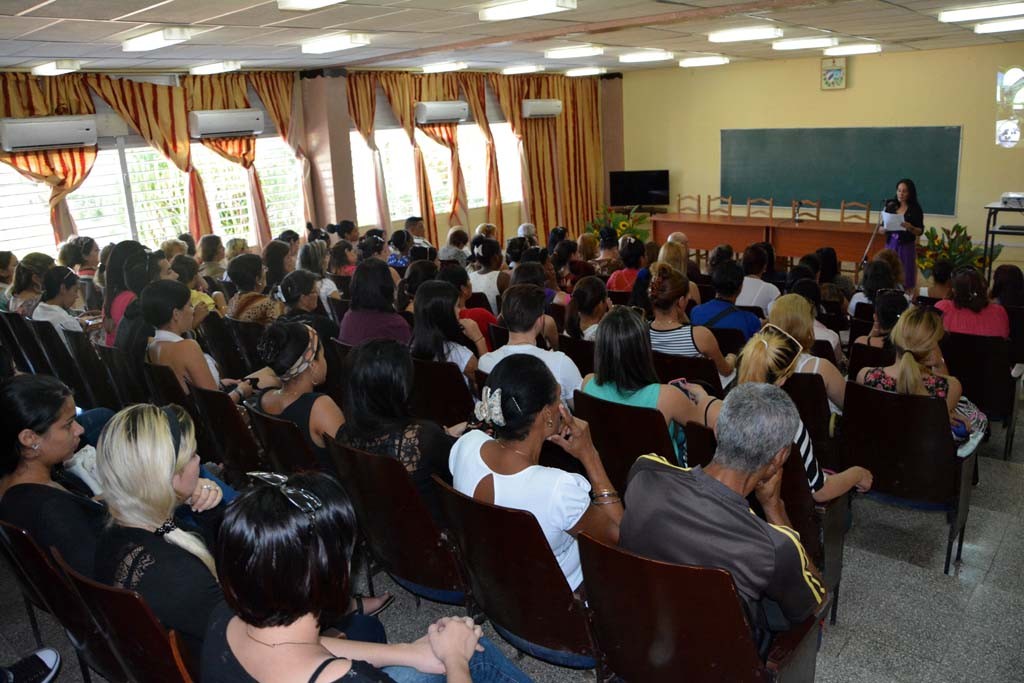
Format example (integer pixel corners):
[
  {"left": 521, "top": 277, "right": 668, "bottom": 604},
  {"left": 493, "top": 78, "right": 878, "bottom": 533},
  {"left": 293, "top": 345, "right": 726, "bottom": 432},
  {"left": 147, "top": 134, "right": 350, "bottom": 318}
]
[
  {"left": 758, "top": 323, "right": 803, "bottom": 377},
  {"left": 247, "top": 471, "right": 323, "bottom": 529}
]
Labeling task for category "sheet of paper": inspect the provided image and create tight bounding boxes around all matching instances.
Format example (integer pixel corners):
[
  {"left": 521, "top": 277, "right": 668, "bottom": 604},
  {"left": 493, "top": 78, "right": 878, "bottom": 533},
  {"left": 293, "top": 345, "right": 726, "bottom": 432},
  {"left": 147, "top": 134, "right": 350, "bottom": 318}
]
[{"left": 882, "top": 211, "right": 904, "bottom": 232}]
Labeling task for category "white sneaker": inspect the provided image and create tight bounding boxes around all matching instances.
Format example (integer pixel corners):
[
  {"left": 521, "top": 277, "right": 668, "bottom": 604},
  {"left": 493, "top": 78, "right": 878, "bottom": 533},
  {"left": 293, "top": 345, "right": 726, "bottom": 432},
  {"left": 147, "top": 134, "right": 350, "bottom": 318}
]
[{"left": 2, "top": 648, "right": 60, "bottom": 683}]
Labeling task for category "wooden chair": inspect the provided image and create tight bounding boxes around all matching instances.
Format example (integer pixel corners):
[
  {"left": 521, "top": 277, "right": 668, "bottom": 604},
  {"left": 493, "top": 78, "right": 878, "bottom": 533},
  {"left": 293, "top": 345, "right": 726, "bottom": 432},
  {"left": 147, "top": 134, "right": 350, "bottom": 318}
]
[
  {"left": 329, "top": 274, "right": 352, "bottom": 298},
  {"left": 809, "top": 339, "right": 838, "bottom": 367},
  {"left": 243, "top": 399, "right": 320, "bottom": 473},
  {"left": 169, "top": 632, "right": 196, "bottom": 683},
  {"left": 578, "top": 533, "right": 821, "bottom": 683},
  {"left": 52, "top": 548, "right": 195, "bottom": 683},
  {"left": 410, "top": 358, "right": 475, "bottom": 428},
  {"left": 327, "top": 440, "right": 467, "bottom": 605},
  {"left": 0, "top": 312, "right": 33, "bottom": 373},
  {"left": 1, "top": 311, "right": 53, "bottom": 375},
  {"left": 65, "top": 329, "right": 122, "bottom": 410},
  {"left": 746, "top": 197, "right": 775, "bottom": 219},
  {"left": 737, "top": 304, "right": 765, "bottom": 318},
  {"left": 848, "top": 318, "right": 874, "bottom": 354},
  {"left": 708, "top": 327, "right": 746, "bottom": 357},
  {"left": 791, "top": 199, "right": 821, "bottom": 221},
  {"left": 465, "top": 292, "right": 492, "bottom": 314},
  {"left": 488, "top": 324, "right": 509, "bottom": 350},
  {"left": 190, "top": 383, "right": 266, "bottom": 488},
  {"left": 318, "top": 335, "right": 347, "bottom": 408},
  {"left": 915, "top": 295, "right": 941, "bottom": 308},
  {"left": 682, "top": 421, "right": 716, "bottom": 467},
  {"left": 839, "top": 200, "right": 871, "bottom": 225},
  {"left": 940, "top": 331, "right": 1018, "bottom": 458},
  {"left": 841, "top": 382, "right": 975, "bottom": 574},
  {"left": 223, "top": 317, "right": 264, "bottom": 375},
  {"left": 676, "top": 193, "right": 701, "bottom": 214},
  {"left": 27, "top": 320, "right": 96, "bottom": 409},
  {"left": 652, "top": 352, "right": 724, "bottom": 398},
  {"left": 434, "top": 477, "right": 597, "bottom": 668},
  {"left": 549, "top": 302, "right": 567, "bottom": 334},
  {"left": 608, "top": 290, "right": 630, "bottom": 306},
  {"left": 696, "top": 282, "right": 715, "bottom": 304},
  {"left": 94, "top": 344, "right": 149, "bottom": 405},
  {"left": 327, "top": 297, "right": 350, "bottom": 325},
  {"left": 559, "top": 335, "right": 595, "bottom": 377},
  {"left": 782, "top": 373, "right": 835, "bottom": 469},
  {"left": 853, "top": 302, "right": 875, "bottom": 320},
  {"left": 0, "top": 521, "right": 127, "bottom": 683},
  {"left": 144, "top": 362, "right": 222, "bottom": 463},
  {"left": 847, "top": 343, "right": 896, "bottom": 382},
  {"left": 573, "top": 390, "right": 676, "bottom": 492},
  {"left": 818, "top": 300, "right": 848, "bottom": 334},
  {"left": 198, "top": 314, "right": 248, "bottom": 380},
  {"left": 706, "top": 194, "right": 733, "bottom": 217}
]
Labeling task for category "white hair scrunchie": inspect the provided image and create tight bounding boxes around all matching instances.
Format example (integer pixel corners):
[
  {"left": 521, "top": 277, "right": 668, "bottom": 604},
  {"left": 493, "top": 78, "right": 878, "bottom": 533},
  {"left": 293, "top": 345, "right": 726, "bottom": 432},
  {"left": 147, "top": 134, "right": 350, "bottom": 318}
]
[{"left": 474, "top": 387, "right": 506, "bottom": 427}]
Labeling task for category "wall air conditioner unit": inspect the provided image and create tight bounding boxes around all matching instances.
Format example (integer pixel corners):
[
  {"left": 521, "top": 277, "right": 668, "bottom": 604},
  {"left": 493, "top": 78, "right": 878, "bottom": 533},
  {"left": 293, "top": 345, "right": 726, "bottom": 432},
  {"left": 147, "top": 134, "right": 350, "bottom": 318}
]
[
  {"left": 522, "top": 99, "right": 562, "bottom": 118},
  {"left": 415, "top": 100, "right": 470, "bottom": 124},
  {"left": 0, "top": 115, "right": 97, "bottom": 152},
  {"left": 188, "top": 108, "right": 264, "bottom": 139}
]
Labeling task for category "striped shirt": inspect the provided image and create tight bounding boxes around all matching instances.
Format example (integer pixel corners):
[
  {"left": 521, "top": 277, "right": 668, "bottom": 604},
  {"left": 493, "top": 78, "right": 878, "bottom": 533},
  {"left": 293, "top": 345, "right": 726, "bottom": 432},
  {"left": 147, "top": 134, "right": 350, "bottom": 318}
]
[
  {"left": 649, "top": 323, "right": 700, "bottom": 357},
  {"left": 794, "top": 420, "right": 825, "bottom": 493}
]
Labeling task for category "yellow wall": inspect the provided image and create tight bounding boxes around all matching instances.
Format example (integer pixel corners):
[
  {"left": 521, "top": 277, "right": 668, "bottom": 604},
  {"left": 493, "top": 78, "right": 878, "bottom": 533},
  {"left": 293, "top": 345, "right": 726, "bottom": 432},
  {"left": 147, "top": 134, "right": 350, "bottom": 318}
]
[{"left": 623, "top": 42, "right": 1024, "bottom": 261}]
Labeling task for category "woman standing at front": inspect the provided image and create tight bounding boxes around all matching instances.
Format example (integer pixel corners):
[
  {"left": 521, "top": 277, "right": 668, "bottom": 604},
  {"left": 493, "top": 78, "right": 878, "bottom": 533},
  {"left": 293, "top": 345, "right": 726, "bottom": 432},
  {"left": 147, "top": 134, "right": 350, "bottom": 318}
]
[{"left": 883, "top": 178, "right": 924, "bottom": 291}]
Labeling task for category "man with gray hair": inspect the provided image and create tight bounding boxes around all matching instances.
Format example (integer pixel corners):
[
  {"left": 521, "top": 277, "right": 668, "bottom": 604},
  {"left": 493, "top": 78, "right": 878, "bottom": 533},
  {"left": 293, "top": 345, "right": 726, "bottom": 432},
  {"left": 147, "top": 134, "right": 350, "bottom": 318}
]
[{"left": 619, "top": 383, "right": 825, "bottom": 649}]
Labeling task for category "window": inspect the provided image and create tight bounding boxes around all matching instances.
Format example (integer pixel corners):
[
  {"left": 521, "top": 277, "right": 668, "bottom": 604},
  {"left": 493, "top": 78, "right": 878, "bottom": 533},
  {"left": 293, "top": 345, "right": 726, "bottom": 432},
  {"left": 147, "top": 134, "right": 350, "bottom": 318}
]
[
  {"left": 191, "top": 144, "right": 254, "bottom": 243},
  {"left": 377, "top": 128, "right": 418, "bottom": 221},
  {"left": 67, "top": 149, "right": 132, "bottom": 247},
  {"left": 416, "top": 129, "right": 452, "bottom": 216},
  {"left": 255, "top": 137, "right": 305, "bottom": 237},
  {"left": 0, "top": 164, "right": 56, "bottom": 257},
  {"left": 124, "top": 146, "right": 189, "bottom": 247},
  {"left": 492, "top": 122, "right": 522, "bottom": 205},
  {"left": 350, "top": 131, "right": 379, "bottom": 228},
  {"left": 456, "top": 124, "right": 488, "bottom": 209}
]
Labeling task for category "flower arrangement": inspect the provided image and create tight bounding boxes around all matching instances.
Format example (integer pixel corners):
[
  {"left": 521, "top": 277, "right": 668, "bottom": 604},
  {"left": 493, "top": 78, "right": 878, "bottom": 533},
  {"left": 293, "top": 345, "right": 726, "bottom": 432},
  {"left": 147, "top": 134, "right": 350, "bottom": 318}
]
[
  {"left": 584, "top": 206, "right": 650, "bottom": 242},
  {"left": 916, "top": 224, "right": 1000, "bottom": 279}
]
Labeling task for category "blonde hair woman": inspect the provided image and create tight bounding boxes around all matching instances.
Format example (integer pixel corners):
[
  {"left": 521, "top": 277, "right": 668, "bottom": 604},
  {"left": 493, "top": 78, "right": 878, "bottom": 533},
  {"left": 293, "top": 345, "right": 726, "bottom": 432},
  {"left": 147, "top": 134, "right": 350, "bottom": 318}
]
[
  {"left": 657, "top": 241, "right": 702, "bottom": 304},
  {"left": 767, "top": 294, "right": 846, "bottom": 414},
  {"left": 577, "top": 232, "right": 599, "bottom": 262},
  {"left": 93, "top": 404, "right": 223, "bottom": 650},
  {"left": 225, "top": 237, "right": 249, "bottom": 262}
]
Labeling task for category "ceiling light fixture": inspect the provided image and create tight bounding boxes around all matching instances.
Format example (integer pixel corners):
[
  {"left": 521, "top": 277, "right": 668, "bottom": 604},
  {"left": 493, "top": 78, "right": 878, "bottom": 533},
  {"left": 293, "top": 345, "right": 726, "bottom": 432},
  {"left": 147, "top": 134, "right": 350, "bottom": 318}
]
[
  {"left": 422, "top": 61, "right": 469, "bottom": 73},
  {"left": 939, "top": 2, "right": 1024, "bottom": 22},
  {"left": 300, "top": 32, "right": 371, "bottom": 54},
  {"left": 565, "top": 67, "right": 607, "bottom": 77},
  {"left": 618, "top": 50, "right": 674, "bottom": 63},
  {"left": 544, "top": 44, "right": 604, "bottom": 58},
  {"left": 772, "top": 37, "right": 838, "bottom": 50},
  {"left": 189, "top": 61, "right": 242, "bottom": 75},
  {"left": 679, "top": 55, "right": 730, "bottom": 67},
  {"left": 480, "top": 0, "right": 576, "bottom": 22},
  {"left": 974, "top": 16, "right": 1024, "bottom": 31},
  {"left": 31, "top": 60, "right": 81, "bottom": 76},
  {"left": 708, "top": 26, "right": 783, "bottom": 43},
  {"left": 502, "top": 65, "right": 546, "bottom": 74},
  {"left": 277, "top": 0, "right": 346, "bottom": 10},
  {"left": 122, "top": 27, "right": 190, "bottom": 52},
  {"left": 824, "top": 43, "right": 882, "bottom": 55}
]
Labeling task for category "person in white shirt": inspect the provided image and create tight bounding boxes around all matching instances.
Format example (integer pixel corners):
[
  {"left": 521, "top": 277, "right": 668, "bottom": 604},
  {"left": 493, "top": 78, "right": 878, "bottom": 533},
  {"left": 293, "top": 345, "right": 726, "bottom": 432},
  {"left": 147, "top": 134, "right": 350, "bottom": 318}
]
[
  {"left": 736, "top": 244, "right": 781, "bottom": 317},
  {"left": 477, "top": 284, "right": 583, "bottom": 407},
  {"left": 31, "top": 266, "right": 100, "bottom": 349}
]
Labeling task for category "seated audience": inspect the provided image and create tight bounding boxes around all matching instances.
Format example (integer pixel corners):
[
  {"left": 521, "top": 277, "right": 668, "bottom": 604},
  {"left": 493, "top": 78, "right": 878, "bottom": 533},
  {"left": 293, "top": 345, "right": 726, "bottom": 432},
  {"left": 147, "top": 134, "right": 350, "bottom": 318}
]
[
  {"left": 874, "top": 249, "right": 906, "bottom": 291},
  {"left": 277, "top": 230, "right": 302, "bottom": 259},
  {"left": 114, "top": 249, "right": 179, "bottom": 363},
  {"left": 0, "top": 251, "right": 16, "bottom": 310},
  {"left": 299, "top": 240, "right": 341, "bottom": 312},
  {"left": 335, "top": 219, "right": 359, "bottom": 244},
  {"left": 991, "top": 264, "right": 1024, "bottom": 308},
  {"left": 160, "top": 238, "right": 188, "bottom": 262},
  {"left": 397, "top": 260, "right": 439, "bottom": 314},
  {"left": 450, "top": 354, "right": 621, "bottom": 592},
  {"left": 577, "top": 232, "right": 599, "bottom": 263},
  {"left": 606, "top": 236, "right": 646, "bottom": 292},
  {"left": 32, "top": 267, "right": 102, "bottom": 347},
  {"left": 406, "top": 216, "right": 433, "bottom": 250},
  {"left": 278, "top": 270, "right": 340, "bottom": 342},
  {"left": 337, "top": 259, "right": 411, "bottom": 347},
  {"left": 387, "top": 230, "right": 414, "bottom": 269},
  {"left": 707, "top": 244, "right": 734, "bottom": 271},
  {"left": 816, "top": 246, "right": 855, "bottom": 302},
  {"left": 478, "top": 285, "right": 582, "bottom": 405},
  {"left": 565, "top": 276, "right": 610, "bottom": 341},
  {"left": 768, "top": 294, "right": 845, "bottom": 414},
  {"left": 853, "top": 289, "right": 910, "bottom": 348},
  {"left": 225, "top": 237, "right": 249, "bottom": 262},
  {"left": 552, "top": 240, "right": 594, "bottom": 293},
  {"left": 6, "top": 252, "right": 54, "bottom": 318},
  {"left": 583, "top": 307, "right": 718, "bottom": 464},
  {"left": 797, "top": 253, "right": 821, "bottom": 281},
  {"left": 919, "top": 259, "right": 953, "bottom": 300},
  {"left": 103, "top": 240, "right": 147, "bottom": 344},
  {"left": 647, "top": 262, "right": 736, "bottom": 380},
  {"left": 262, "top": 239, "right": 295, "bottom": 296},
  {"left": 514, "top": 222, "right": 534, "bottom": 242},
  {"left": 198, "top": 235, "right": 226, "bottom": 280},
  {"left": 328, "top": 240, "right": 357, "bottom": 278},
  {"left": 203, "top": 470, "right": 528, "bottom": 683},
  {"left": 520, "top": 247, "right": 570, "bottom": 305},
  {"left": 439, "top": 228, "right": 470, "bottom": 267},
  {"left": 227, "top": 254, "right": 284, "bottom": 325},
  {"left": 548, "top": 226, "right": 568, "bottom": 255},
  {"left": 475, "top": 222, "right": 498, "bottom": 240},
  {"left": 171, "top": 254, "right": 227, "bottom": 318},
  {"left": 510, "top": 262, "right": 563, "bottom": 349},
  {"left": 618, "top": 383, "right": 825, "bottom": 650},
  {"left": 503, "top": 236, "right": 528, "bottom": 270},
  {"left": 789, "top": 278, "right": 845, "bottom": 363},
  {"left": 589, "top": 227, "right": 623, "bottom": 278},
  {"left": 936, "top": 267, "right": 1010, "bottom": 338},
  {"left": 658, "top": 240, "right": 702, "bottom": 303},
  {"left": 468, "top": 238, "right": 510, "bottom": 315},
  {"left": 412, "top": 281, "right": 485, "bottom": 385},
  {"left": 178, "top": 233, "right": 197, "bottom": 257},
  {"left": 736, "top": 245, "right": 781, "bottom": 316},
  {"left": 409, "top": 245, "right": 437, "bottom": 264},
  {"left": 690, "top": 260, "right": 762, "bottom": 341},
  {"left": 58, "top": 235, "right": 103, "bottom": 310},
  {"left": 356, "top": 234, "right": 402, "bottom": 287},
  {"left": 848, "top": 260, "right": 898, "bottom": 317},
  {"left": 644, "top": 241, "right": 661, "bottom": 272},
  {"left": 438, "top": 264, "right": 498, "bottom": 352}
]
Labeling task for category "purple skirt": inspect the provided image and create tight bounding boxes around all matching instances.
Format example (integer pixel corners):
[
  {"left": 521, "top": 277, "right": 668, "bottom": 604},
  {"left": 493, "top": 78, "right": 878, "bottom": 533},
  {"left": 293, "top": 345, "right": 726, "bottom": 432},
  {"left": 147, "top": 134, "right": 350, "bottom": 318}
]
[{"left": 885, "top": 232, "right": 917, "bottom": 290}]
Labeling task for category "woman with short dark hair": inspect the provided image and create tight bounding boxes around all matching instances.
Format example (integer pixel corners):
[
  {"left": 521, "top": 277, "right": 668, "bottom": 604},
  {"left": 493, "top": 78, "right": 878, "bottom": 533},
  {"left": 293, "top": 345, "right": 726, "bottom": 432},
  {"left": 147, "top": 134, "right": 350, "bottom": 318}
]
[
  {"left": 468, "top": 238, "right": 509, "bottom": 314},
  {"left": 337, "top": 259, "right": 411, "bottom": 346},
  {"left": 847, "top": 260, "right": 900, "bottom": 317},
  {"left": 589, "top": 227, "right": 623, "bottom": 278},
  {"left": 262, "top": 239, "right": 294, "bottom": 297},
  {"left": 991, "top": 264, "right": 1024, "bottom": 308},
  {"left": 920, "top": 259, "right": 954, "bottom": 301},
  {"left": 227, "top": 253, "right": 284, "bottom": 325},
  {"left": 397, "top": 260, "right": 438, "bottom": 314},
  {"left": 387, "top": 229, "right": 414, "bottom": 269},
  {"left": 606, "top": 236, "right": 646, "bottom": 292},
  {"left": 32, "top": 266, "right": 101, "bottom": 348},
  {"left": 356, "top": 234, "right": 401, "bottom": 287},
  {"left": 279, "top": 270, "right": 339, "bottom": 341},
  {"left": 437, "top": 264, "right": 498, "bottom": 352},
  {"left": 936, "top": 267, "right": 1010, "bottom": 338},
  {"left": 853, "top": 289, "right": 910, "bottom": 349}
]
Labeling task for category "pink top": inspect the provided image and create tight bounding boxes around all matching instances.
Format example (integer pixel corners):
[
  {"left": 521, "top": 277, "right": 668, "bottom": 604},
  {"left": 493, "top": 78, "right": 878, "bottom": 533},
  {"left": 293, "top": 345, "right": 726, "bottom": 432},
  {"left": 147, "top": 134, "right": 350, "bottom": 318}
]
[
  {"left": 935, "top": 299, "right": 1010, "bottom": 339},
  {"left": 607, "top": 267, "right": 639, "bottom": 293},
  {"left": 105, "top": 290, "right": 137, "bottom": 345}
]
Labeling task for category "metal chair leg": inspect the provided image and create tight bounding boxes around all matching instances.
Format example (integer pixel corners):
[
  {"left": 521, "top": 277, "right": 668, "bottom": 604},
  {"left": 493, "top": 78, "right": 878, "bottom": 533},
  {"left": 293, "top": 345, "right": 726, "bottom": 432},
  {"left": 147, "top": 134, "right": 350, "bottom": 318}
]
[
  {"left": 956, "top": 521, "right": 967, "bottom": 562},
  {"left": 944, "top": 532, "right": 954, "bottom": 575},
  {"left": 76, "top": 651, "right": 92, "bottom": 683},
  {"left": 23, "top": 594, "right": 42, "bottom": 648},
  {"left": 829, "top": 581, "right": 840, "bottom": 626}
]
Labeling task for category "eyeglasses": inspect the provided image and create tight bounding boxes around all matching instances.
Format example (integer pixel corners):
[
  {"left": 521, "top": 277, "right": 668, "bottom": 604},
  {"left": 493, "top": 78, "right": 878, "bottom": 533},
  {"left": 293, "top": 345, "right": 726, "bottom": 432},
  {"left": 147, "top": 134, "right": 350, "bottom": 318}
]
[
  {"left": 758, "top": 323, "right": 803, "bottom": 378},
  {"left": 247, "top": 471, "right": 323, "bottom": 530}
]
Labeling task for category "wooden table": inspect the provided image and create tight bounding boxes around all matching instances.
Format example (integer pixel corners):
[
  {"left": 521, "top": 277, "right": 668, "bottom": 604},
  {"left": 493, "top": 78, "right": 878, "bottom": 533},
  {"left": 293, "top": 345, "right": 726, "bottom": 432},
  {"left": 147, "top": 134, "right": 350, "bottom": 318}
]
[
  {"left": 650, "top": 213, "right": 770, "bottom": 251},
  {"left": 770, "top": 219, "right": 881, "bottom": 263}
]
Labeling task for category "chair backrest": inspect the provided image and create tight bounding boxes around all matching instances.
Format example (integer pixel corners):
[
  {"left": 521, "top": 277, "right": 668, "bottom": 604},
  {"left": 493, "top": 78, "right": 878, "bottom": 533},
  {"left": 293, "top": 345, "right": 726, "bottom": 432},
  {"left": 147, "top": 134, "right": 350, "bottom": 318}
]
[
  {"left": 676, "top": 193, "right": 701, "bottom": 214},
  {"left": 709, "top": 327, "right": 746, "bottom": 356},
  {"left": 326, "top": 297, "right": 350, "bottom": 326},
  {"left": 682, "top": 421, "right": 716, "bottom": 467},
  {"left": 198, "top": 314, "right": 248, "bottom": 380},
  {"left": 0, "top": 521, "right": 127, "bottom": 682},
  {"left": 223, "top": 317, "right": 264, "bottom": 374},
  {"left": 27, "top": 320, "right": 96, "bottom": 409},
  {"left": 329, "top": 274, "right": 352, "bottom": 298},
  {"left": 318, "top": 336, "right": 347, "bottom": 408},
  {"left": 465, "top": 292, "right": 492, "bottom": 314},
  {"left": 651, "top": 352, "right": 724, "bottom": 397},
  {"left": 52, "top": 548, "right": 191, "bottom": 683},
  {"left": 746, "top": 197, "right": 774, "bottom": 219},
  {"left": 706, "top": 194, "right": 733, "bottom": 217},
  {"left": 839, "top": 200, "right": 871, "bottom": 225},
  {"left": 410, "top": 358, "right": 475, "bottom": 428},
  {"left": 143, "top": 361, "right": 190, "bottom": 407},
  {"left": 736, "top": 305, "right": 764, "bottom": 317},
  {"left": 559, "top": 335, "right": 595, "bottom": 377},
  {"left": 809, "top": 339, "right": 837, "bottom": 366},
  {"left": 841, "top": 381, "right": 960, "bottom": 504},
  {"left": 1, "top": 311, "right": 53, "bottom": 374},
  {"left": 95, "top": 343, "right": 149, "bottom": 405},
  {"left": 433, "top": 477, "right": 594, "bottom": 657},
  {"left": 549, "top": 302, "right": 567, "bottom": 333},
  {"left": 791, "top": 199, "right": 821, "bottom": 221},
  {"left": 577, "top": 533, "right": 770, "bottom": 683},
  {"left": 853, "top": 302, "right": 874, "bottom": 320},
  {"left": 1006, "top": 305, "right": 1024, "bottom": 365},
  {"left": 847, "top": 342, "right": 896, "bottom": 380},
  {"left": 573, "top": 390, "right": 676, "bottom": 492},
  {"left": 65, "top": 329, "right": 122, "bottom": 410},
  {"left": 776, "top": 439, "right": 824, "bottom": 566},
  {"left": 608, "top": 290, "right": 630, "bottom": 306},
  {"left": 488, "top": 324, "right": 509, "bottom": 349},
  {"left": 782, "top": 373, "right": 832, "bottom": 459},
  {"left": 940, "top": 331, "right": 1014, "bottom": 419},
  {"left": 190, "top": 383, "right": 265, "bottom": 486},
  {"left": 0, "top": 312, "right": 33, "bottom": 373},
  {"left": 697, "top": 282, "right": 715, "bottom": 304},
  {"left": 327, "top": 441, "right": 465, "bottom": 595},
  {"left": 914, "top": 295, "right": 941, "bottom": 308},
  {"left": 243, "top": 400, "right": 320, "bottom": 473}
]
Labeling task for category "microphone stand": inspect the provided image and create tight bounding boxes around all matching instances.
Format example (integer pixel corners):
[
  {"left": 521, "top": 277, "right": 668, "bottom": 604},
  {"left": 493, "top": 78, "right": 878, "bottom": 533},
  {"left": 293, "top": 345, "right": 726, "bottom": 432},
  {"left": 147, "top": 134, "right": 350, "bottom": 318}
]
[{"left": 858, "top": 198, "right": 887, "bottom": 271}]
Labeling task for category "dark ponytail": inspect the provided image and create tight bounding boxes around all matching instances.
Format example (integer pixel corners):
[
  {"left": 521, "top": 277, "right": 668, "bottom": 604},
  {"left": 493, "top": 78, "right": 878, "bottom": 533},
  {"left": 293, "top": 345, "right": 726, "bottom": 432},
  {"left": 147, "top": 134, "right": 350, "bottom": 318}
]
[
  {"left": 257, "top": 321, "right": 312, "bottom": 376},
  {"left": 566, "top": 276, "right": 606, "bottom": 339}
]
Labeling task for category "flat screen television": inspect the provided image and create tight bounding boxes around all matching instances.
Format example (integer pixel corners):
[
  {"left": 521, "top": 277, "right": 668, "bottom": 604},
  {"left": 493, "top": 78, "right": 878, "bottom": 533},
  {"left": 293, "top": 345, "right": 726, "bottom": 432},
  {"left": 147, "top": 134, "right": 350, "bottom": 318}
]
[{"left": 609, "top": 170, "right": 669, "bottom": 206}]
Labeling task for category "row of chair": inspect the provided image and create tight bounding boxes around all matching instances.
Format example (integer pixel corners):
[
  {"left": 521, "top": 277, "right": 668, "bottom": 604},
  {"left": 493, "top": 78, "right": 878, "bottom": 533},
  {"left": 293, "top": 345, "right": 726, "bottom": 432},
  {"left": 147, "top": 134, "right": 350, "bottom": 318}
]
[{"left": 676, "top": 194, "right": 873, "bottom": 225}]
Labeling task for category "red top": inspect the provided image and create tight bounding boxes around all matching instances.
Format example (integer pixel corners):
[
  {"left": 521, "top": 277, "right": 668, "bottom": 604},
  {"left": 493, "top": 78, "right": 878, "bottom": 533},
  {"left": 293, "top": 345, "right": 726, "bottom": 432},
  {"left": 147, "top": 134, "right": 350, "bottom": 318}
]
[
  {"left": 105, "top": 290, "right": 136, "bottom": 346},
  {"left": 935, "top": 299, "right": 1010, "bottom": 339},
  {"left": 606, "top": 267, "right": 639, "bottom": 293},
  {"left": 460, "top": 307, "right": 498, "bottom": 352}
]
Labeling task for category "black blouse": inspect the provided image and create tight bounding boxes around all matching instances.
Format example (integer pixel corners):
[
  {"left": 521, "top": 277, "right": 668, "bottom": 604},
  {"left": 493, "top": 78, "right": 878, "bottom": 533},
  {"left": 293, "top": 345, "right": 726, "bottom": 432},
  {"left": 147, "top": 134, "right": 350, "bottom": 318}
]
[{"left": 896, "top": 202, "right": 925, "bottom": 244}]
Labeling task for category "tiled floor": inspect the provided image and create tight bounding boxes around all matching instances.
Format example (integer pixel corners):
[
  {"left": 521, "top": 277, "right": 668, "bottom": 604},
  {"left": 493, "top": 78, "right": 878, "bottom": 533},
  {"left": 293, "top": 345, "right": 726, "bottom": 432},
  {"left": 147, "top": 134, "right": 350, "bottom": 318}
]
[{"left": 2, "top": 420, "right": 1023, "bottom": 682}]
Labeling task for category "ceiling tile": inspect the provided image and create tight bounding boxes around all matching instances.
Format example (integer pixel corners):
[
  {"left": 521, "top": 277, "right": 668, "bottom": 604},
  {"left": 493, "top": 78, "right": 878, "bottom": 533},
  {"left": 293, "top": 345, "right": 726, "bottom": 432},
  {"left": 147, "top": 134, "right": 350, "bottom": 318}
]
[
  {"left": 23, "top": 0, "right": 160, "bottom": 21},
  {"left": 0, "top": 15, "right": 63, "bottom": 39},
  {"left": 15, "top": 19, "right": 145, "bottom": 42},
  {"left": 127, "top": 0, "right": 262, "bottom": 25}
]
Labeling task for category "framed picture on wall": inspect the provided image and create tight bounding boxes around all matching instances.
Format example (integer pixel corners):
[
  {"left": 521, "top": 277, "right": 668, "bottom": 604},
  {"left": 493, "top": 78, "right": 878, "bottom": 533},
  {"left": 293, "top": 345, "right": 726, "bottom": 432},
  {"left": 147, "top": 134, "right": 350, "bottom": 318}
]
[{"left": 821, "top": 57, "right": 847, "bottom": 90}]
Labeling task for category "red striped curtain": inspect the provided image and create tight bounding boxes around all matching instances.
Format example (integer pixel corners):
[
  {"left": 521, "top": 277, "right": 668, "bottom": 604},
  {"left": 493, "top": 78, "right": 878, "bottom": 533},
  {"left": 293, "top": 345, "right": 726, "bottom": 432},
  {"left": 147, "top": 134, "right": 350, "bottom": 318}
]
[
  {"left": 86, "top": 74, "right": 213, "bottom": 239},
  {"left": 459, "top": 73, "right": 504, "bottom": 241},
  {"left": 0, "top": 73, "right": 97, "bottom": 244},
  {"left": 346, "top": 72, "right": 391, "bottom": 230},
  {"left": 414, "top": 73, "right": 468, "bottom": 230}
]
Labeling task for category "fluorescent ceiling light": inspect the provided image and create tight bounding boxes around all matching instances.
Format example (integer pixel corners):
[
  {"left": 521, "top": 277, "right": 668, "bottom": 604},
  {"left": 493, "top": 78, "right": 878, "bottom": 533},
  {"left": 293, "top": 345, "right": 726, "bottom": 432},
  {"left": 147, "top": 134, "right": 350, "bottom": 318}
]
[
  {"left": 679, "top": 55, "right": 730, "bottom": 67},
  {"left": 422, "top": 62, "right": 469, "bottom": 73},
  {"left": 31, "top": 60, "right": 80, "bottom": 76},
  {"left": 278, "top": 0, "right": 345, "bottom": 9},
  {"left": 708, "top": 26, "right": 783, "bottom": 43},
  {"left": 300, "top": 33, "right": 370, "bottom": 54},
  {"left": 479, "top": 0, "right": 575, "bottom": 22},
  {"left": 565, "top": 67, "right": 607, "bottom": 77},
  {"left": 189, "top": 61, "right": 241, "bottom": 75},
  {"left": 544, "top": 44, "right": 603, "bottom": 59},
  {"left": 824, "top": 43, "right": 882, "bottom": 55},
  {"left": 618, "top": 50, "right": 674, "bottom": 63},
  {"left": 122, "top": 27, "right": 190, "bottom": 52},
  {"left": 502, "top": 65, "right": 545, "bottom": 74},
  {"left": 939, "top": 2, "right": 1024, "bottom": 22},
  {"left": 772, "top": 37, "right": 838, "bottom": 50},
  {"left": 974, "top": 16, "right": 1024, "bottom": 31}
]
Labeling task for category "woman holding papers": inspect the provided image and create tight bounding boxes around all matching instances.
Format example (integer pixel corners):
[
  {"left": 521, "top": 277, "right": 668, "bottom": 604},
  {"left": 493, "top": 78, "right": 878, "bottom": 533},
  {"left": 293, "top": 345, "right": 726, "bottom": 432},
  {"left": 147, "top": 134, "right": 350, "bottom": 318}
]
[{"left": 881, "top": 178, "right": 925, "bottom": 290}]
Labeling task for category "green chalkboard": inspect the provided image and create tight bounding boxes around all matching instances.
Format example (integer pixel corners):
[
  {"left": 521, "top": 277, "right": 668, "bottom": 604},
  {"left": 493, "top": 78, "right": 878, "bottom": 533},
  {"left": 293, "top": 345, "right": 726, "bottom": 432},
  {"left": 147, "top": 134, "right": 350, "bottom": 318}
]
[{"left": 720, "top": 127, "right": 961, "bottom": 216}]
